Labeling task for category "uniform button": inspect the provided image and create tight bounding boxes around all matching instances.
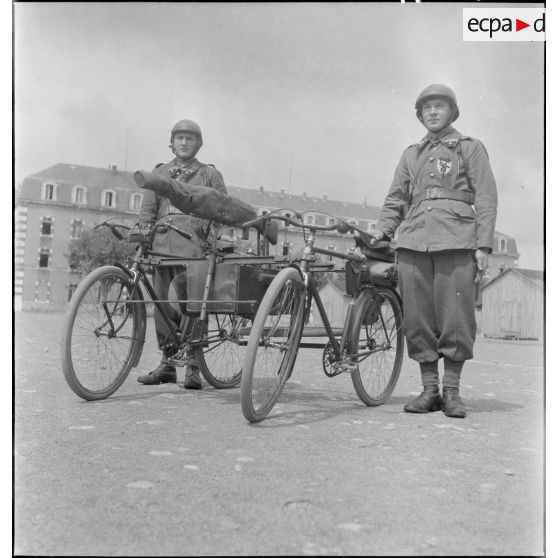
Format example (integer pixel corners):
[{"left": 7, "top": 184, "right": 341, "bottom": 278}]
[
  {"left": 429, "top": 157, "right": 434, "bottom": 162},
  {"left": 429, "top": 172, "right": 435, "bottom": 178},
  {"left": 427, "top": 206, "right": 432, "bottom": 211}
]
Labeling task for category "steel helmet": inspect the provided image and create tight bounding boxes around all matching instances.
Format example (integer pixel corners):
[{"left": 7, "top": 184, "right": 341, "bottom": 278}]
[
  {"left": 170, "top": 119, "right": 203, "bottom": 146},
  {"left": 415, "top": 84, "right": 460, "bottom": 123}
]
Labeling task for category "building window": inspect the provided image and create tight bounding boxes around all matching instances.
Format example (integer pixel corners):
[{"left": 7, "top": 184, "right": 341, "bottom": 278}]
[
  {"left": 368, "top": 222, "right": 376, "bottom": 232},
  {"left": 72, "top": 186, "right": 87, "bottom": 205},
  {"left": 102, "top": 189, "right": 116, "bottom": 208},
  {"left": 328, "top": 218, "right": 336, "bottom": 226},
  {"left": 130, "top": 193, "right": 143, "bottom": 212},
  {"left": 42, "top": 182, "right": 57, "bottom": 201},
  {"left": 71, "top": 219, "right": 84, "bottom": 239},
  {"left": 41, "top": 217, "right": 53, "bottom": 236},
  {"left": 305, "top": 214, "right": 315, "bottom": 225},
  {"left": 35, "top": 280, "right": 50, "bottom": 302},
  {"left": 39, "top": 248, "right": 50, "bottom": 268},
  {"left": 499, "top": 238, "right": 507, "bottom": 253}
]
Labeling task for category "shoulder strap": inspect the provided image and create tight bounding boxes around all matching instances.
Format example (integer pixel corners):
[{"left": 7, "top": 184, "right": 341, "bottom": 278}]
[
  {"left": 455, "top": 134, "right": 472, "bottom": 177},
  {"left": 197, "top": 163, "right": 218, "bottom": 187}
]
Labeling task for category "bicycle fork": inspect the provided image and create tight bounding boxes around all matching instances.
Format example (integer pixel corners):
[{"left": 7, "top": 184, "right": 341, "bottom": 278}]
[{"left": 330, "top": 300, "right": 359, "bottom": 375}]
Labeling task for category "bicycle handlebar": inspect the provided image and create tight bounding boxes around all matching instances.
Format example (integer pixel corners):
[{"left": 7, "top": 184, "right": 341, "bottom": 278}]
[
  {"left": 240, "top": 211, "right": 382, "bottom": 251},
  {"left": 152, "top": 222, "right": 192, "bottom": 240},
  {"left": 93, "top": 221, "right": 132, "bottom": 241},
  {"left": 96, "top": 219, "right": 192, "bottom": 242}
]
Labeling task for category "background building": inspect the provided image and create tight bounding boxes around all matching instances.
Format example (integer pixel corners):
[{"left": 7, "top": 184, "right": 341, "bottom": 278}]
[
  {"left": 480, "top": 268, "right": 544, "bottom": 341},
  {"left": 15, "top": 162, "right": 521, "bottom": 311}
]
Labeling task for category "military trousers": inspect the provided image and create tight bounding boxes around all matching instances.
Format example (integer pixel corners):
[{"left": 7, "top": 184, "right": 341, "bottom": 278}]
[
  {"left": 153, "top": 266, "right": 196, "bottom": 364},
  {"left": 397, "top": 248, "right": 477, "bottom": 363}
]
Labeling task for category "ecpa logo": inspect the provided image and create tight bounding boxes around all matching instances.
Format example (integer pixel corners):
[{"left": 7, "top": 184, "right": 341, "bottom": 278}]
[{"left": 463, "top": 8, "right": 545, "bottom": 42}]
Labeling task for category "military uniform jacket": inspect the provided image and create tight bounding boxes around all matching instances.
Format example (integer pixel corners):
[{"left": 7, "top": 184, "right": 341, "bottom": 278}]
[
  {"left": 138, "top": 157, "right": 227, "bottom": 258},
  {"left": 376, "top": 126, "right": 498, "bottom": 252}
]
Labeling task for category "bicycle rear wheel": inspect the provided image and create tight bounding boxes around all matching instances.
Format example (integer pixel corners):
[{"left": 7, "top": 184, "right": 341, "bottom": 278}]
[
  {"left": 60, "top": 266, "right": 146, "bottom": 400},
  {"left": 240, "top": 267, "right": 305, "bottom": 422},
  {"left": 349, "top": 286, "right": 403, "bottom": 406},
  {"left": 194, "top": 313, "right": 252, "bottom": 389}
]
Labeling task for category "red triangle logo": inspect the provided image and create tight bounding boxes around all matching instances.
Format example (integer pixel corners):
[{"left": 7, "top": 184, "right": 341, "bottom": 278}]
[{"left": 516, "top": 19, "right": 530, "bottom": 31}]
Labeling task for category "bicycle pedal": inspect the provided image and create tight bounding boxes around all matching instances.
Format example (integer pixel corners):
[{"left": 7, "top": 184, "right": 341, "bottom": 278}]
[{"left": 333, "top": 362, "right": 358, "bottom": 374}]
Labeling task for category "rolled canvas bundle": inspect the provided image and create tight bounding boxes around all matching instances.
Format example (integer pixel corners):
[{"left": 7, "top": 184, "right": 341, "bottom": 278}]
[{"left": 133, "top": 170, "right": 258, "bottom": 226}]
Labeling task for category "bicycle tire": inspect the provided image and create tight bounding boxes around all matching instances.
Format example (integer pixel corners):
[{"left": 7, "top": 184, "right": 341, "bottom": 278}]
[
  {"left": 349, "top": 286, "right": 404, "bottom": 406},
  {"left": 193, "top": 313, "right": 251, "bottom": 389},
  {"left": 60, "top": 266, "right": 146, "bottom": 401},
  {"left": 240, "top": 267, "right": 305, "bottom": 422}
]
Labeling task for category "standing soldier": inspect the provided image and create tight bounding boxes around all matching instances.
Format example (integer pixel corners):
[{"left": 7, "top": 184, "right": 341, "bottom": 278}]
[
  {"left": 369, "top": 84, "right": 498, "bottom": 418},
  {"left": 137, "top": 119, "right": 227, "bottom": 389}
]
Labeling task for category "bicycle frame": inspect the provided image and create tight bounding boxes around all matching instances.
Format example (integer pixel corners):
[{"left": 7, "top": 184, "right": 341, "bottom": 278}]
[
  {"left": 107, "top": 221, "right": 284, "bottom": 361},
  {"left": 240, "top": 213, "right": 400, "bottom": 372}
]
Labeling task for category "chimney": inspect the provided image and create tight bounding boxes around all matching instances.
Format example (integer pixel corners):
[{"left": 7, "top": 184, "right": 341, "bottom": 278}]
[
  {"left": 323, "top": 194, "right": 328, "bottom": 204},
  {"left": 110, "top": 165, "right": 118, "bottom": 173},
  {"left": 280, "top": 189, "right": 286, "bottom": 197},
  {"left": 302, "top": 192, "right": 307, "bottom": 200},
  {"left": 363, "top": 197, "right": 368, "bottom": 208},
  {"left": 258, "top": 185, "right": 264, "bottom": 194}
]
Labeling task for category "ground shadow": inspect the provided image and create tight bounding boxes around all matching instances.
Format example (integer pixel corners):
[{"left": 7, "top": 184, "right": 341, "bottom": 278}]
[
  {"left": 80, "top": 387, "right": 195, "bottom": 404},
  {"left": 465, "top": 397, "right": 524, "bottom": 413}
]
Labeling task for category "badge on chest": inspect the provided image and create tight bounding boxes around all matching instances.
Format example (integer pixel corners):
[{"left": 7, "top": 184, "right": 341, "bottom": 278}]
[{"left": 437, "top": 158, "right": 452, "bottom": 176}]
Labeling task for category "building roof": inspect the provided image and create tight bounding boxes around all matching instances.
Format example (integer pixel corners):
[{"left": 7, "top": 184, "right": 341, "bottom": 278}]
[
  {"left": 27, "top": 163, "right": 135, "bottom": 190},
  {"left": 481, "top": 266, "right": 544, "bottom": 291},
  {"left": 22, "top": 163, "right": 382, "bottom": 222},
  {"left": 491, "top": 232, "right": 520, "bottom": 258},
  {"left": 226, "top": 185, "right": 381, "bottom": 221}
]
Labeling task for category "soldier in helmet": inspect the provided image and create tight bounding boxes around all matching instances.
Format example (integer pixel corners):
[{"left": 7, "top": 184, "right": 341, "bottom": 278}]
[
  {"left": 369, "top": 84, "right": 498, "bottom": 418},
  {"left": 137, "top": 119, "right": 227, "bottom": 389}
]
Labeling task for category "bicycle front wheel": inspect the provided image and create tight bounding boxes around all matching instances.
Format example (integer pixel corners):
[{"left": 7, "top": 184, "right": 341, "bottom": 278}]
[
  {"left": 194, "top": 313, "right": 252, "bottom": 389},
  {"left": 240, "top": 267, "right": 305, "bottom": 422},
  {"left": 60, "top": 266, "right": 146, "bottom": 400},
  {"left": 349, "top": 286, "right": 404, "bottom": 406}
]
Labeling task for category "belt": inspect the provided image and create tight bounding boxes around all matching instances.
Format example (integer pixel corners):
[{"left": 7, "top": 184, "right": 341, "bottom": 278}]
[{"left": 411, "top": 187, "right": 474, "bottom": 205}]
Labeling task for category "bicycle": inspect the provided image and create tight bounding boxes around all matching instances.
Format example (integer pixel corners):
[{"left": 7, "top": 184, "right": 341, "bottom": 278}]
[
  {"left": 60, "top": 216, "right": 281, "bottom": 401},
  {"left": 238, "top": 210, "right": 404, "bottom": 423}
]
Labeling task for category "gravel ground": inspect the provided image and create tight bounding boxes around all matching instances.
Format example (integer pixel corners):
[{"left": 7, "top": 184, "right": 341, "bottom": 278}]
[{"left": 14, "top": 311, "right": 545, "bottom": 556}]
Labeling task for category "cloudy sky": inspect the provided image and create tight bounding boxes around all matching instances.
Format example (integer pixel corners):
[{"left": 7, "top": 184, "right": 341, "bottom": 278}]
[{"left": 14, "top": 2, "right": 545, "bottom": 269}]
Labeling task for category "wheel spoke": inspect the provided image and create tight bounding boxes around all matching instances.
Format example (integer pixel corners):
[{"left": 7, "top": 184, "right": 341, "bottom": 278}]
[
  {"left": 241, "top": 268, "right": 305, "bottom": 422},
  {"left": 350, "top": 288, "right": 403, "bottom": 406},
  {"left": 61, "top": 267, "right": 144, "bottom": 400}
]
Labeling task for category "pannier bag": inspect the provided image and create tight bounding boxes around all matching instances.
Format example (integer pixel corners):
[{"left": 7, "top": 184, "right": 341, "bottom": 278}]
[
  {"left": 168, "top": 262, "right": 277, "bottom": 316},
  {"left": 345, "top": 256, "right": 397, "bottom": 296}
]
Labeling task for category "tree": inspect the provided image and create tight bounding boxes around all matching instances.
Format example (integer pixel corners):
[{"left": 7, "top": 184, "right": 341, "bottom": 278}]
[{"left": 66, "top": 226, "right": 135, "bottom": 276}]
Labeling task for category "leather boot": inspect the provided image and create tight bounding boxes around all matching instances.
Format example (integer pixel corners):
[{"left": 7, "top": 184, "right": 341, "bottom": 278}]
[
  {"left": 442, "top": 387, "right": 466, "bottom": 418},
  {"left": 137, "top": 363, "right": 177, "bottom": 385},
  {"left": 403, "top": 386, "right": 443, "bottom": 413},
  {"left": 183, "top": 365, "right": 202, "bottom": 390}
]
